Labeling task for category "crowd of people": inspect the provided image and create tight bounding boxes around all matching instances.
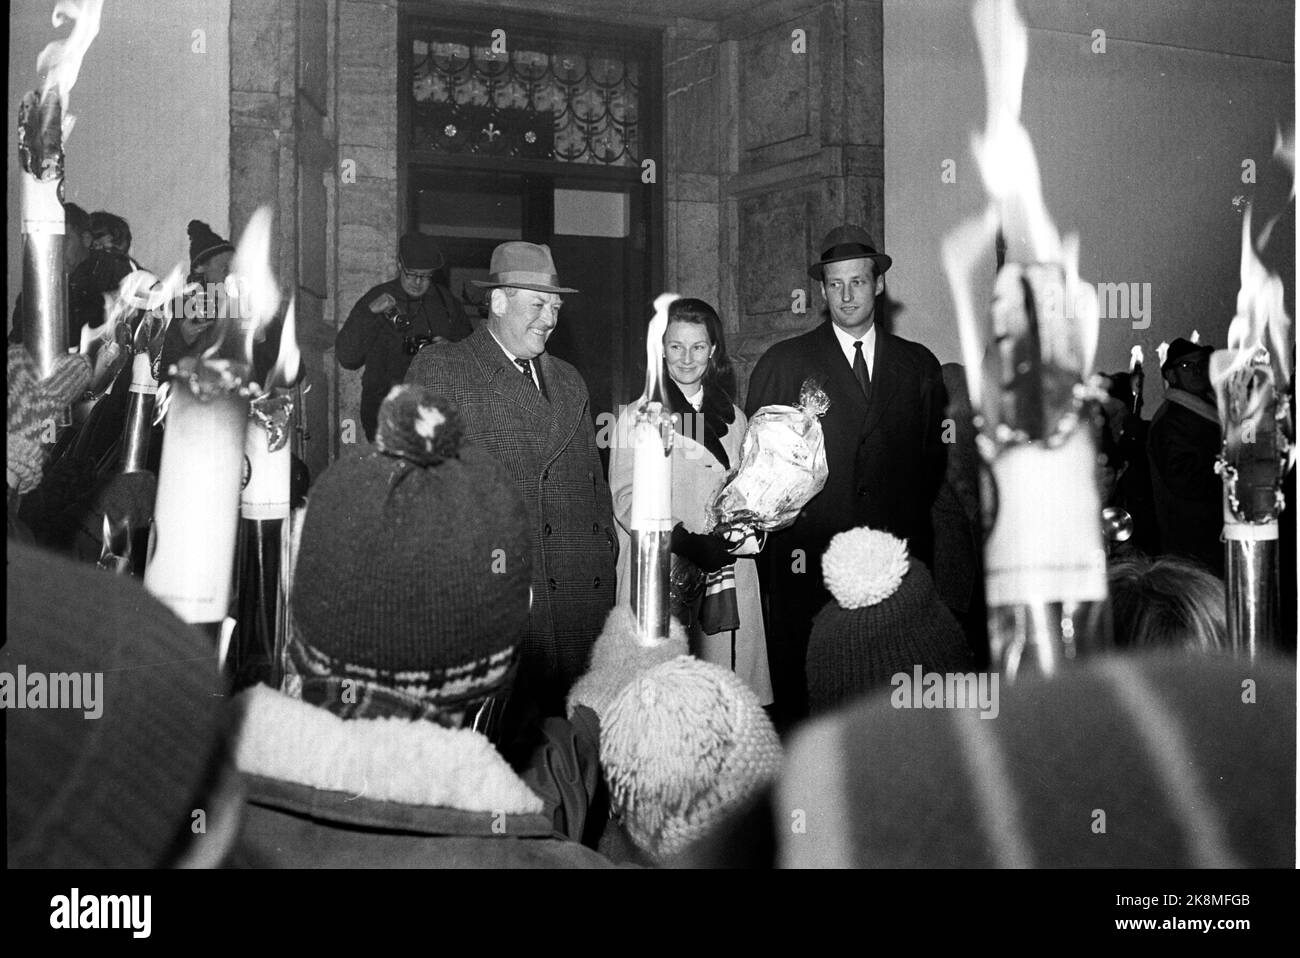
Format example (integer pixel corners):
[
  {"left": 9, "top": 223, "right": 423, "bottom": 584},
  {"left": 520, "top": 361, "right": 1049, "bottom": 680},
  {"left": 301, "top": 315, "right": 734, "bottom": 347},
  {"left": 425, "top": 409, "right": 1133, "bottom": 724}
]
[{"left": 5, "top": 212, "right": 1294, "bottom": 869}]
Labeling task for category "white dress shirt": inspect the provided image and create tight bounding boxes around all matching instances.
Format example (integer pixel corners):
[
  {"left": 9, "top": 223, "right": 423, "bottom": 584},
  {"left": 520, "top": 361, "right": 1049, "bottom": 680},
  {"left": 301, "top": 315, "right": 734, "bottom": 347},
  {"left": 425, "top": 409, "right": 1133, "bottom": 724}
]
[
  {"left": 831, "top": 321, "right": 876, "bottom": 379},
  {"left": 486, "top": 326, "right": 542, "bottom": 390}
]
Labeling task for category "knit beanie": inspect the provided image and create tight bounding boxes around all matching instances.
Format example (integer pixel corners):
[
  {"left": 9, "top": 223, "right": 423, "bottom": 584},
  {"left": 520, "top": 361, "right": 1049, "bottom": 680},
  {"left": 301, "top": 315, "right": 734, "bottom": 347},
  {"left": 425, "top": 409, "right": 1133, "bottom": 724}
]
[
  {"left": 7, "top": 345, "right": 92, "bottom": 495},
  {"left": 807, "top": 527, "right": 971, "bottom": 714},
  {"left": 290, "top": 385, "right": 532, "bottom": 726},
  {"left": 600, "top": 655, "right": 783, "bottom": 862},
  {"left": 188, "top": 219, "right": 235, "bottom": 269},
  {"left": 775, "top": 651, "right": 1295, "bottom": 867},
  {"left": 5, "top": 540, "right": 229, "bottom": 868}
]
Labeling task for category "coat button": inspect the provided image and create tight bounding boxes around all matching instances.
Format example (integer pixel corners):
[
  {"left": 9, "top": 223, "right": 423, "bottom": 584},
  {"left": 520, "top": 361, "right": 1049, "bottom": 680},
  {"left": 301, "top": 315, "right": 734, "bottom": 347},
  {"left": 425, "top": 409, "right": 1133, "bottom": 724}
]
[
  {"left": 542, "top": 470, "right": 549, "bottom": 481},
  {"left": 548, "top": 578, "right": 558, "bottom": 591},
  {"left": 592, "top": 522, "right": 599, "bottom": 533},
  {"left": 544, "top": 523, "right": 552, "bottom": 536},
  {"left": 858, "top": 487, "right": 867, "bottom": 496},
  {"left": 593, "top": 577, "right": 601, "bottom": 589}
]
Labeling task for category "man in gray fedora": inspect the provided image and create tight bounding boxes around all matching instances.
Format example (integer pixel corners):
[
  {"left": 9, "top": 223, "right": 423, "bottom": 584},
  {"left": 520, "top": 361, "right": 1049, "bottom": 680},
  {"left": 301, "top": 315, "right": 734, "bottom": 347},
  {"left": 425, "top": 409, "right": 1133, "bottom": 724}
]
[
  {"left": 406, "top": 241, "right": 617, "bottom": 726},
  {"left": 744, "top": 225, "right": 949, "bottom": 728}
]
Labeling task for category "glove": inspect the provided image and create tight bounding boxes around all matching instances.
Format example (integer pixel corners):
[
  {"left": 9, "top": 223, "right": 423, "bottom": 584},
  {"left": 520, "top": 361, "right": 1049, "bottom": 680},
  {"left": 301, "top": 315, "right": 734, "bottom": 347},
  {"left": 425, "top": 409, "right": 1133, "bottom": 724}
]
[{"left": 670, "top": 522, "right": 731, "bottom": 574}]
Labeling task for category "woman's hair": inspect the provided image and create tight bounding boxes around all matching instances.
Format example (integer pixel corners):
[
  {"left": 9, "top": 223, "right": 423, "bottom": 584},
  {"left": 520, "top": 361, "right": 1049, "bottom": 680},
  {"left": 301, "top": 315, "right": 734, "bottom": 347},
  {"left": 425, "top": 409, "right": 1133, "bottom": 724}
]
[
  {"left": 1108, "top": 556, "right": 1227, "bottom": 653},
  {"left": 664, "top": 297, "right": 736, "bottom": 402}
]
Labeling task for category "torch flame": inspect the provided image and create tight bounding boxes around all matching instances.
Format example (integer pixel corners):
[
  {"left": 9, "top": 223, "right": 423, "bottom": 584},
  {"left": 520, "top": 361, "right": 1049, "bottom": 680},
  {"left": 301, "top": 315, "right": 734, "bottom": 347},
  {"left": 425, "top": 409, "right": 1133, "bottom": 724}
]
[
  {"left": 1130, "top": 345, "right": 1143, "bottom": 370},
  {"left": 640, "top": 293, "right": 681, "bottom": 406},
  {"left": 1214, "top": 204, "right": 1293, "bottom": 392},
  {"left": 1190, "top": 329, "right": 1200, "bottom": 344},
  {"left": 266, "top": 298, "right": 301, "bottom": 390},
  {"left": 36, "top": 0, "right": 104, "bottom": 140},
  {"left": 941, "top": 0, "right": 1099, "bottom": 414},
  {"left": 210, "top": 207, "right": 281, "bottom": 365},
  {"left": 1156, "top": 341, "right": 1169, "bottom": 366}
]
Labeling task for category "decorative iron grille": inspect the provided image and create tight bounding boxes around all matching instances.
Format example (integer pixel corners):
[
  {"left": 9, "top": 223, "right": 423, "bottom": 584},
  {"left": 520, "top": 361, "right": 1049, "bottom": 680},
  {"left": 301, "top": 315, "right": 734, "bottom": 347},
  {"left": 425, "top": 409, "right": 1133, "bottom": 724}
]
[{"left": 409, "top": 29, "right": 642, "bottom": 167}]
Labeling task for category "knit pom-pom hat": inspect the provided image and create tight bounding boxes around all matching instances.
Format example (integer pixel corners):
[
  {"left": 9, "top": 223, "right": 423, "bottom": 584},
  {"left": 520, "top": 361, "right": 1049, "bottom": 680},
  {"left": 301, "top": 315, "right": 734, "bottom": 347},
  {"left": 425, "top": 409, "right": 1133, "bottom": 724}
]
[
  {"left": 290, "top": 386, "right": 531, "bottom": 727},
  {"left": 599, "top": 655, "right": 783, "bottom": 862},
  {"left": 808, "top": 527, "right": 972, "bottom": 714},
  {"left": 187, "top": 219, "right": 235, "bottom": 269},
  {"left": 822, "top": 526, "right": 910, "bottom": 608}
]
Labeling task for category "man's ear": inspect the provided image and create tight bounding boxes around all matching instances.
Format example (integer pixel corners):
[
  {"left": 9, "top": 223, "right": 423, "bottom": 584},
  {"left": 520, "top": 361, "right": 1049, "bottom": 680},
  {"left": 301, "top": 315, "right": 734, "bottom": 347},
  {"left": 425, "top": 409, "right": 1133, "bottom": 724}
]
[
  {"left": 489, "top": 288, "right": 507, "bottom": 316},
  {"left": 874, "top": 274, "right": 886, "bottom": 297}
]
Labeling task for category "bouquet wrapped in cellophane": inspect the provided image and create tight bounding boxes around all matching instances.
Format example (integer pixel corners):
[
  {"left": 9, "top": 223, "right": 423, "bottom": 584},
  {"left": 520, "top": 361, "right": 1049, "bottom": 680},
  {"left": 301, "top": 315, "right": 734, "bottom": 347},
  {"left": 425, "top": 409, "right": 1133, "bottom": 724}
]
[{"left": 709, "top": 378, "right": 830, "bottom": 544}]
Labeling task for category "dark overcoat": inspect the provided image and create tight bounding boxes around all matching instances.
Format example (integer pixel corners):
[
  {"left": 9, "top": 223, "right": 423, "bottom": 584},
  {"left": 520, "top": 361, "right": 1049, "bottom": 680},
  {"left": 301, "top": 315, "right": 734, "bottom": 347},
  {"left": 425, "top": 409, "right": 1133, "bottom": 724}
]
[
  {"left": 406, "top": 324, "right": 618, "bottom": 710},
  {"left": 744, "top": 319, "right": 947, "bottom": 720}
]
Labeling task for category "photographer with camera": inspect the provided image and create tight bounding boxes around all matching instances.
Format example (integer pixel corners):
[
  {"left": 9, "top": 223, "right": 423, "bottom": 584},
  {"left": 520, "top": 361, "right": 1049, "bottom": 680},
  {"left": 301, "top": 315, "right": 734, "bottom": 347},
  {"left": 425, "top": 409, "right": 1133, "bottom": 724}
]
[{"left": 335, "top": 232, "right": 470, "bottom": 441}]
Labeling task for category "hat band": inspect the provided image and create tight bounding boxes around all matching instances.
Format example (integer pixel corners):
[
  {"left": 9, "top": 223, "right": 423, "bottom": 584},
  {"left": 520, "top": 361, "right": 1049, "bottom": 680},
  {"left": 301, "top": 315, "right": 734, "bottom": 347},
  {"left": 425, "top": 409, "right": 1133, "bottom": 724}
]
[
  {"left": 492, "top": 270, "right": 562, "bottom": 288},
  {"left": 821, "top": 242, "right": 879, "bottom": 263}
]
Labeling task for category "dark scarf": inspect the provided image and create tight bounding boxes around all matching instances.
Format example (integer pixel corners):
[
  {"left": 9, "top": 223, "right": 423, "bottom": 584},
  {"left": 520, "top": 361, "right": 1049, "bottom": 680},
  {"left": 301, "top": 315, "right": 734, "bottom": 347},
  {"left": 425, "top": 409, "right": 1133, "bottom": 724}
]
[{"left": 661, "top": 370, "right": 735, "bottom": 470}]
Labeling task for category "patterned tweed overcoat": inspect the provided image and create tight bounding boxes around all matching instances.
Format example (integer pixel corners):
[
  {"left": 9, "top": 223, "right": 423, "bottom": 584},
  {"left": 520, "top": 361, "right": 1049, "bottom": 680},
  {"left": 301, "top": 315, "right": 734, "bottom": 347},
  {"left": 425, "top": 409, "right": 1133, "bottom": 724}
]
[{"left": 406, "top": 324, "right": 618, "bottom": 704}]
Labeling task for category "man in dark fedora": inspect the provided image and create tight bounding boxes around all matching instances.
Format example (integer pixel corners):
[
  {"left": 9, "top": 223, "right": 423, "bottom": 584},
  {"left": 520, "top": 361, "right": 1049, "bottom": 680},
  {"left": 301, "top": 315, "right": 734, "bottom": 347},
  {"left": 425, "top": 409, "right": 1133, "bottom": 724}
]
[
  {"left": 336, "top": 231, "right": 470, "bottom": 441},
  {"left": 745, "top": 225, "right": 949, "bottom": 727},
  {"left": 1148, "top": 337, "right": 1223, "bottom": 576},
  {"left": 406, "top": 241, "right": 617, "bottom": 728}
]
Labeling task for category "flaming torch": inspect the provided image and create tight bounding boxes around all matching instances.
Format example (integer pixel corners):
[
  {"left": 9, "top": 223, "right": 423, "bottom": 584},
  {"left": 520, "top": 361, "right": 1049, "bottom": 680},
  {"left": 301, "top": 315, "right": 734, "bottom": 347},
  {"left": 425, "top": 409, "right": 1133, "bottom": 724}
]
[
  {"left": 629, "top": 294, "right": 680, "bottom": 645},
  {"left": 1210, "top": 192, "right": 1295, "bottom": 656},
  {"left": 941, "top": 0, "right": 1110, "bottom": 681},
  {"left": 18, "top": 0, "right": 103, "bottom": 385},
  {"left": 231, "top": 300, "right": 301, "bottom": 690},
  {"left": 1129, "top": 345, "right": 1145, "bottom": 415},
  {"left": 145, "top": 208, "right": 280, "bottom": 646}
]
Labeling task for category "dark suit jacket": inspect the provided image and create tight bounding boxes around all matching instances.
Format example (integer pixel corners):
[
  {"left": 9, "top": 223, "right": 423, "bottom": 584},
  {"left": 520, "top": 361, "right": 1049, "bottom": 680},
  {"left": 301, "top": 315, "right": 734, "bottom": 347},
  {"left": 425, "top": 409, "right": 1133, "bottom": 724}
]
[
  {"left": 746, "top": 320, "right": 947, "bottom": 569},
  {"left": 745, "top": 320, "right": 947, "bottom": 708},
  {"left": 405, "top": 324, "right": 618, "bottom": 707},
  {"left": 1147, "top": 394, "right": 1223, "bottom": 575}
]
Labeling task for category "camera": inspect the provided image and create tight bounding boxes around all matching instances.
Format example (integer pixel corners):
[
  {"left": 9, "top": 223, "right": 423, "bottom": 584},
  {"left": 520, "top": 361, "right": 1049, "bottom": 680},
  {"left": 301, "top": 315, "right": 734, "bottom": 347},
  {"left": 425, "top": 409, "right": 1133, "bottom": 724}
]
[
  {"left": 403, "top": 334, "right": 434, "bottom": 356},
  {"left": 383, "top": 304, "right": 412, "bottom": 332}
]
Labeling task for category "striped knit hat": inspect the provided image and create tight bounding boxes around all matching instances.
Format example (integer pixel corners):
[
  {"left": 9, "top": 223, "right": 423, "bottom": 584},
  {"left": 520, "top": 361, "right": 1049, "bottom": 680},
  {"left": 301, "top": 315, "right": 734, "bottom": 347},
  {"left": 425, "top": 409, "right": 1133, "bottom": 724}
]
[
  {"left": 807, "top": 527, "right": 972, "bottom": 714},
  {"left": 600, "top": 655, "right": 783, "bottom": 862},
  {"left": 774, "top": 652, "right": 1294, "bottom": 867},
  {"left": 290, "top": 386, "right": 531, "bottom": 728}
]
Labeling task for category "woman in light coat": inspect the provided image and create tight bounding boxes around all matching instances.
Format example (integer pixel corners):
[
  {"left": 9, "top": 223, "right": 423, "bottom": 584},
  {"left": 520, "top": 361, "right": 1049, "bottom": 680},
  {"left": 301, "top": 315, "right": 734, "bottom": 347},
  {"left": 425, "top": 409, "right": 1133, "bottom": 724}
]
[{"left": 610, "top": 298, "right": 772, "bottom": 705}]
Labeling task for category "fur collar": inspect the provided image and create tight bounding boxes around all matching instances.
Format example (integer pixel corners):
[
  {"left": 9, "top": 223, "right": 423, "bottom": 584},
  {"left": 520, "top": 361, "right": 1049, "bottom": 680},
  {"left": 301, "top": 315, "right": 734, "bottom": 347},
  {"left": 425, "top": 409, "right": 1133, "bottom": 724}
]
[{"left": 234, "top": 684, "right": 544, "bottom": 815}]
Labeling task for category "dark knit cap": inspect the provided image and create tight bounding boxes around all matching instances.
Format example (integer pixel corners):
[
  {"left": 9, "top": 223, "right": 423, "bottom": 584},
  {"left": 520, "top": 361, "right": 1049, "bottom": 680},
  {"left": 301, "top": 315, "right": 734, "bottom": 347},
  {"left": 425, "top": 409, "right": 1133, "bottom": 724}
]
[
  {"left": 188, "top": 219, "right": 235, "bottom": 269},
  {"left": 290, "top": 386, "right": 531, "bottom": 722},
  {"left": 5, "top": 541, "right": 228, "bottom": 868},
  {"left": 807, "top": 527, "right": 971, "bottom": 714}
]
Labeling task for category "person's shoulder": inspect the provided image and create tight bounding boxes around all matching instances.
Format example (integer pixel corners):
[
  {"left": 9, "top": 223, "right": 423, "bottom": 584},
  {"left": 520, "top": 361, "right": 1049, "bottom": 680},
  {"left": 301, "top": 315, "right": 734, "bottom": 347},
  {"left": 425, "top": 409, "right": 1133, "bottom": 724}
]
[
  {"left": 406, "top": 334, "right": 474, "bottom": 384},
  {"left": 882, "top": 330, "right": 942, "bottom": 377}
]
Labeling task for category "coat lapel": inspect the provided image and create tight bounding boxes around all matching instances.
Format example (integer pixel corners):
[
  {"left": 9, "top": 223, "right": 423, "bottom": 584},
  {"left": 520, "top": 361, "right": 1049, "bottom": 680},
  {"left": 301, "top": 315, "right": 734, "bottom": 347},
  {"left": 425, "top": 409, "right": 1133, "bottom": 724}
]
[
  {"left": 537, "top": 351, "right": 588, "bottom": 466},
  {"left": 860, "top": 328, "right": 899, "bottom": 439},
  {"left": 816, "top": 321, "right": 869, "bottom": 424},
  {"left": 467, "top": 324, "right": 550, "bottom": 422}
]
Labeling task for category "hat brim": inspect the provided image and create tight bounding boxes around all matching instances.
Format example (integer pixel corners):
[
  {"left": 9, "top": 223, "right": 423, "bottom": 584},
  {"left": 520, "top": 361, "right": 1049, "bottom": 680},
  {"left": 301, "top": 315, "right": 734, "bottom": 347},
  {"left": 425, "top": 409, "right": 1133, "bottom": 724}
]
[
  {"left": 471, "top": 280, "right": 579, "bottom": 294},
  {"left": 808, "top": 252, "right": 892, "bottom": 282},
  {"left": 1161, "top": 345, "right": 1214, "bottom": 371}
]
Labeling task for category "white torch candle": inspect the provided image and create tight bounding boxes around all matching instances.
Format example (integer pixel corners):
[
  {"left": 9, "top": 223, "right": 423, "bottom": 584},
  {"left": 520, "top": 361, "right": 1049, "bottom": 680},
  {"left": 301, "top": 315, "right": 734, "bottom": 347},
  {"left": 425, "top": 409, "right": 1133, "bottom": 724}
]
[{"left": 144, "top": 362, "right": 250, "bottom": 625}]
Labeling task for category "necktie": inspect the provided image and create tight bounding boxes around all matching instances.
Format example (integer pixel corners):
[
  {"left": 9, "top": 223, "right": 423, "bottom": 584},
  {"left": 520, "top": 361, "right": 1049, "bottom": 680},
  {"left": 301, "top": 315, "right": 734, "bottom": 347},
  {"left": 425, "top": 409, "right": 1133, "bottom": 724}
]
[
  {"left": 853, "top": 340, "right": 871, "bottom": 401},
  {"left": 515, "top": 357, "right": 546, "bottom": 399},
  {"left": 514, "top": 357, "right": 537, "bottom": 389}
]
